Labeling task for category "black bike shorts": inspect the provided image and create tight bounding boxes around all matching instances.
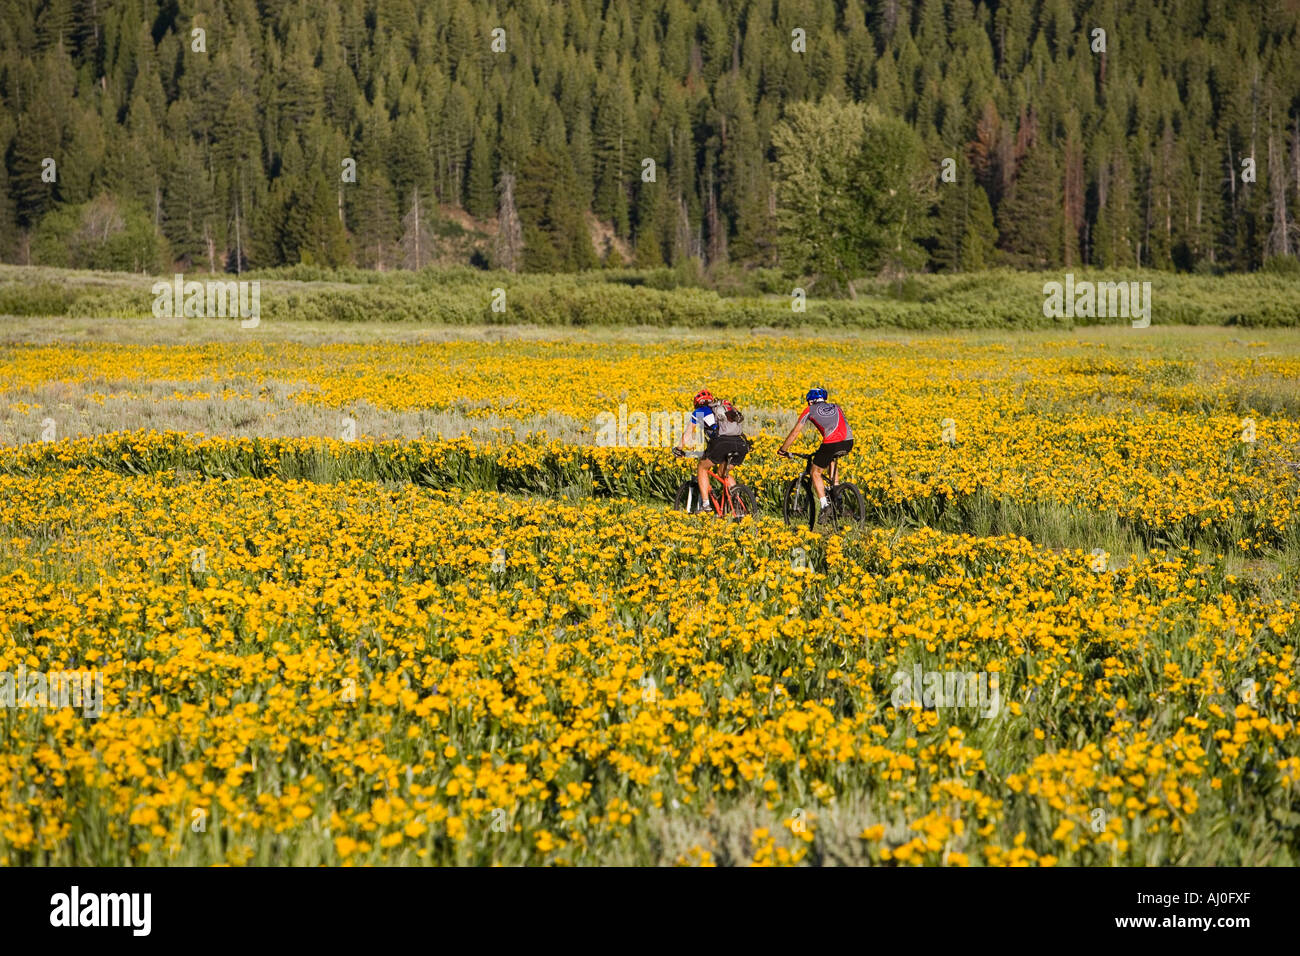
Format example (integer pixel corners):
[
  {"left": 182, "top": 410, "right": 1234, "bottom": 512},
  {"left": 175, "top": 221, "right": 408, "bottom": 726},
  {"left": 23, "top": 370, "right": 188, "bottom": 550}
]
[
  {"left": 704, "top": 434, "right": 750, "bottom": 465},
  {"left": 812, "top": 439, "right": 854, "bottom": 468}
]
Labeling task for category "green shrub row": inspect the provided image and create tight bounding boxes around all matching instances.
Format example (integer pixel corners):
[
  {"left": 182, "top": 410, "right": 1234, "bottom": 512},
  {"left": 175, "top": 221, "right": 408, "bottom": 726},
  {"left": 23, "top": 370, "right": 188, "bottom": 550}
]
[{"left": 1, "top": 265, "right": 1297, "bottom": 328}]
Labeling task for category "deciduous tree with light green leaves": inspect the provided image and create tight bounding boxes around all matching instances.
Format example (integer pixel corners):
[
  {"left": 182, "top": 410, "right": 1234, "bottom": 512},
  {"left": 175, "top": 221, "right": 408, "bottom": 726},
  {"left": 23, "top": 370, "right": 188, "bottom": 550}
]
[
  {"left": 773, "top": 99, "right": 933, "bottom": 294},
  {"left": 772, "top": 98, "right": 870, "bottom": 294},
  {"left": 31, "top": 193, "right": 171, "bottom": 272}
]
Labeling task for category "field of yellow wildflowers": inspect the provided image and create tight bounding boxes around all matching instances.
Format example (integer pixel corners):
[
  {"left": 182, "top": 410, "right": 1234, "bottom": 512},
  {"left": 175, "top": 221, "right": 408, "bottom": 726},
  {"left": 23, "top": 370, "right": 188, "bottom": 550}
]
[{"left": 1, "top": 323, "right": 1298, "bottom": 865}]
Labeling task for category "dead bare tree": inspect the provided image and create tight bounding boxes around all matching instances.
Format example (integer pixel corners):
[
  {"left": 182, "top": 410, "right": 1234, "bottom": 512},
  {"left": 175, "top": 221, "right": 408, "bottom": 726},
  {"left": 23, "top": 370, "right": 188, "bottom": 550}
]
[{"left": 493, "top": 172, "right": 523, "bottom": 272}]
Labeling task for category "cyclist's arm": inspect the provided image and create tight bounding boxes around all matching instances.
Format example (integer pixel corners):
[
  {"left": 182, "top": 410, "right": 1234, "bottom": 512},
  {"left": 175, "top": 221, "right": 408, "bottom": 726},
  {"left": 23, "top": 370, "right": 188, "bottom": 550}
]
[
  {"left": 678, "top": 412, "right": 704, "bottom": 451},
  {"left": 681, "top": 407, "right": 716, "bottom": 450},
  {"left": 778, "top": 409, "right": 810, "bottom": 455}
]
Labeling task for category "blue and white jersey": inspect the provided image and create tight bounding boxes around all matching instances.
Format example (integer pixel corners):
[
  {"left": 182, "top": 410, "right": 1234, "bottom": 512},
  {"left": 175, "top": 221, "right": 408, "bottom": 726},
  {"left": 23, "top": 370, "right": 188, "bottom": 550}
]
[
  {"left": 690, "top": 404, "right": 718, "bottom": 436},
  {"left": 690, "top": 401, "right": 742, "bottom": 438}
]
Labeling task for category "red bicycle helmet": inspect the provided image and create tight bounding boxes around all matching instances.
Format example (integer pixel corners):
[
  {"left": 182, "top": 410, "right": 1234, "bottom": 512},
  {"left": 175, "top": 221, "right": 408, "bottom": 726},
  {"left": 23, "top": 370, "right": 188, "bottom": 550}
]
[{"left": 693, "top": 388, "right": 714, "bottom": 406}]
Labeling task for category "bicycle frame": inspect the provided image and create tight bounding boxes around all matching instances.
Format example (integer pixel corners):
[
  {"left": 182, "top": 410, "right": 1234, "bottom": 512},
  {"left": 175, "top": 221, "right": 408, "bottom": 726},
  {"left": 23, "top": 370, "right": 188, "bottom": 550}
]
[
  {"left": 779, "top": 448, "right": 859, "bottom": 530},
  {"left": 790, "top": 451, "right": 841, "bottom": 491},
  {"left": 683, "top": 450, "right": 742, "bottom": 515}
]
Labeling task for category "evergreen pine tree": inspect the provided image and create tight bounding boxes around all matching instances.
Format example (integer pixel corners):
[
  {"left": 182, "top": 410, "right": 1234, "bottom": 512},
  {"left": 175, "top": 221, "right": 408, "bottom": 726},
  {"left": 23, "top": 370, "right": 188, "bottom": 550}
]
[
  {"left": 997, "top": 137, "right": 1062, "bottom": 267},
  {"left": 466, "top": 124, "right": 497, "bottom": 221},
  {"left": 352, "top": 169, "right": 400, "bottom": 270}
]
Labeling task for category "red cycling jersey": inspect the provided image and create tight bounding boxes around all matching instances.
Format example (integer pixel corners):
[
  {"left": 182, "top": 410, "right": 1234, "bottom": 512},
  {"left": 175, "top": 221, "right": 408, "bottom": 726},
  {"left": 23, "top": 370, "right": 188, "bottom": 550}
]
[{"left": 796, "top": 401, "right": 852, "bottom": 443}]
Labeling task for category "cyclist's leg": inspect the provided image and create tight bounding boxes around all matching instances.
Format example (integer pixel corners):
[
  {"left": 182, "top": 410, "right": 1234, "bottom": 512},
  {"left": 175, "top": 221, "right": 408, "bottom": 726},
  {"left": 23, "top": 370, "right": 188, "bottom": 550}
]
[
  {"left": 810, "top": 462, "right": 828, "bottom": 503},
  {"left": 812, "top": 441, "right": 850, "bottom": 504},
  {"left": 809, "top": 442, "right": 829, "bottom": 502},
  {"left": 697, "top": 456, "right": 713, "bottom": 503}
]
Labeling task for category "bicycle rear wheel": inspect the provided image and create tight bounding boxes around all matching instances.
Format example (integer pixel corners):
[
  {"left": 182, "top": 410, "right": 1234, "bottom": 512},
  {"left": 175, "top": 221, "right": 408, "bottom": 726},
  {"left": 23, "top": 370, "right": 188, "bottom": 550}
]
[
  {"left": 833, "top": 482, "right": 866, "bottom": 525},
  {"left": 727, "top": 483, "right": 757, "bottom": 519},
  {"left": 783, "top": 476, "right": 815, "bottom": 529}
]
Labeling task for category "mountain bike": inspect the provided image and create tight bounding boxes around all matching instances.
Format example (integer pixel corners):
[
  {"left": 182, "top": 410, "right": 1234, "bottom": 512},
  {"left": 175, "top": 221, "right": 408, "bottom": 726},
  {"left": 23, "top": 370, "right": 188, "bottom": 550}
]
[
  {"left": 671, "top": 448, "right": 757, "bottom": 519},
  {"left": 779, "top": 449, "right": 865, "bottom": 530}
]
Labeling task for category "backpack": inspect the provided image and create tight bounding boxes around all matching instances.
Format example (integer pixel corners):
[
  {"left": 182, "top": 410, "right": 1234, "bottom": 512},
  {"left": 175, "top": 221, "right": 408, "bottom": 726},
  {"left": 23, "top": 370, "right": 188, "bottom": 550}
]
[{"left": 708, "top": 399, "right": 744, "bottom": 437}]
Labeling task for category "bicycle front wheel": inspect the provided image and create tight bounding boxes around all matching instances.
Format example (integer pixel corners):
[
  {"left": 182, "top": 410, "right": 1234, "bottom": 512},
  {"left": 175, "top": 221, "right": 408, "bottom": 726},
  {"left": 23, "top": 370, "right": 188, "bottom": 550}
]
[
  {"left": 672, "top": 480, "right": 698, "bottom": 513},
  {"left": 783, "top": 476, "right": 815, "bottom": 529}
]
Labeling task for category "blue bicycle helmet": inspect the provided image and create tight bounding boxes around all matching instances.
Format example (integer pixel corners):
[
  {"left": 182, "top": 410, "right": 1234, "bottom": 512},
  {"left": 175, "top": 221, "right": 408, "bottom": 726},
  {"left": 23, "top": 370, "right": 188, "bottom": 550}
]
[{"left": 806, "top": 387, "right": 828, "bottom": 403}]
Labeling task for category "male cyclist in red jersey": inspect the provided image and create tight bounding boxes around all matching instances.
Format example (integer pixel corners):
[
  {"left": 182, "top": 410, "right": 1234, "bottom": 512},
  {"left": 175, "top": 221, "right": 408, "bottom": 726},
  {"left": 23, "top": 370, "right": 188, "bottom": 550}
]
[
  {"left": 673, "top": 388, "right": 748, "bottom": 513},
  {"left": 777, "top": 387, "right": 853, "bottom": 513}
]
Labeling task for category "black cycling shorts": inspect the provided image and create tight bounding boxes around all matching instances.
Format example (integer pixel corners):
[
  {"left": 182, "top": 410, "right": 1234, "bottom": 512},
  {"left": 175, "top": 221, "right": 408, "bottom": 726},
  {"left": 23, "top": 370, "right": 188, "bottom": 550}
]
[
  {"left": 812, "top": 439, "right": 854, "bottom": 468},
  {"left": 704, "top": 434, "right": 750, "bottom": 465}
]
